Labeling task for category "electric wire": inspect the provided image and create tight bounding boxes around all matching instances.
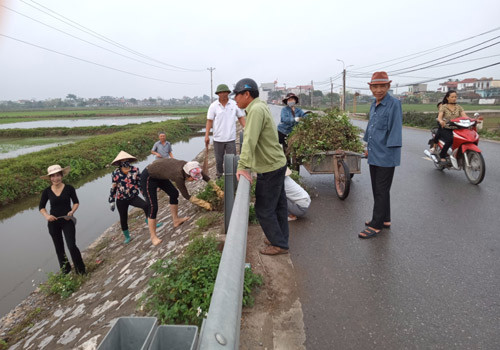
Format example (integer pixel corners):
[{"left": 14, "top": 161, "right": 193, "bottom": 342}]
[
  {"left": 342, "top": 61, "right": 500, "bottom": 91},
  {"left": 0, "top": 33, "right": 199, "bottom": 85},
  {"left": 354, "top": 26, "right": 500, "bottom": 71},
  {"left": 18, "top": 0, "right": 205, "bottom": 72},
  {"left": 2, "top": 4, "right": 199, "bottom": 73}
]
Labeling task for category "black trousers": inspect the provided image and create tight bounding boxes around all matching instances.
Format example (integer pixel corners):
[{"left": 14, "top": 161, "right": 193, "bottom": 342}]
[
  {"left": 278, "top": 131, "right": 288, "bottom": 156},
  {"left": 116, "top": 196, "right": 148, "bottom": 231},
  {"left": 48, "top": 219, "right": 86, "bottom": 274},
  {"left": 141, "top": 169, "right": 179, "bottom": 219},
  {"left": 255, "top": 165, "right": 289, "bottom": 249},
  {"left": 368, "top": 165, "right": 395, "bottom": 230},
  {"left": 438, "top": 128, "right": 454, "bottom": 159}
]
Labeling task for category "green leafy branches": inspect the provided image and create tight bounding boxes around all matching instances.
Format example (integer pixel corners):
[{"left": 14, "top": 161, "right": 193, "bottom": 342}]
[
  {"left": 141, "top": 236, "right": 262, "bottom": 327},
  {"left": 287, "top": 112, "right": 364, "bottom": 163}
]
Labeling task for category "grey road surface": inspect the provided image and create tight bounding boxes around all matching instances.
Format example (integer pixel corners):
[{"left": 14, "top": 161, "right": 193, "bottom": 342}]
[{"left": 268, "top": 105, "right": 500, "bottom": 349}]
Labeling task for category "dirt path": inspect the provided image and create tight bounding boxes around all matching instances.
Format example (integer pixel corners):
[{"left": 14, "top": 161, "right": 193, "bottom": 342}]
[{"left": 0, "top": 146, "right": 306, "bottom": 350}]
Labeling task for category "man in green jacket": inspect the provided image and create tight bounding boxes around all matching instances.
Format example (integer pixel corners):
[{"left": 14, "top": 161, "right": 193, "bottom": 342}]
[{"left": 234, "top": 78, "right": 289, "bottom": 255}]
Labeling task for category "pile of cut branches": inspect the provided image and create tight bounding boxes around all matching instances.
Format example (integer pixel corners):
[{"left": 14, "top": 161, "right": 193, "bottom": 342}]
[{"left": 287, "top": 112, "right": 363, "bottom": 163}]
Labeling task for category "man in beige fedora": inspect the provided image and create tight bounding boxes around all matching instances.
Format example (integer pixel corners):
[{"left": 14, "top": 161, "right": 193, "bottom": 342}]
[{"left": 359, "top": 71, "right": 402, "bottom": 239}]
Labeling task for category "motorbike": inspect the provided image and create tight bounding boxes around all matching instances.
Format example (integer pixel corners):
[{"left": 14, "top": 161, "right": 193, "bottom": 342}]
[{"left": 423, "top": 113, "right": 485, "bottom": 185}]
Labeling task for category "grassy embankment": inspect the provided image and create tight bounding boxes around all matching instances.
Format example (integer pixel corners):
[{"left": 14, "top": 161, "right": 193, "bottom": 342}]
[
  {"left": 0, "top": 107, "right": 207, "bottom": 124},
  {"left": 0, "top": 114, "right": 207, "bottom": 206}
]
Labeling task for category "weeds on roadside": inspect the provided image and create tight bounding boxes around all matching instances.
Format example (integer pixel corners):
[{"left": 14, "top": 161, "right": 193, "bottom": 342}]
[
  {"left": 141, "top": 235, "right": 262, "bottom": 327},
  {"left": 39, "top": 270, "right": 87, "bottom": 299},
  {"left": 196, "top": 178, "right": 224, "bottom": 211}
]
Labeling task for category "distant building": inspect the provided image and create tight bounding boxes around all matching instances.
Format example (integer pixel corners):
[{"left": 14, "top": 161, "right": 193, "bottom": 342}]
[
  {"left": 457, "top": 78, "right": 477, "bottom": 91},
  {"left": 408, "top": 83, "right": 427, "bottom": 94},
  {"left": 289, "top": 85, "right": 312, "bottom": 96},
  {"left": 260, "top": 82, "right": 276, "bottom": 91},
  {"left": 474, "top": 77, "right": 500, "bottom": 90},
  {"left": 438, "top": 81, "right": 458, "bottom": 92}
]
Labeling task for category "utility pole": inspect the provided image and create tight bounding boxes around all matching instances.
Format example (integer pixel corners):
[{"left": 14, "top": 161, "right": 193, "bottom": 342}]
[
  {"left": 342, "top": 68, "right": 346, "bottom": 112},
  {"left": 330, "top": 77, "right": 334, "bottom": 109},
  {"left": 207, "top": 67, "right": 215, "bottom": 103},
  {"left": 310, "top": 80, "right": 314, "bottom": 108}
]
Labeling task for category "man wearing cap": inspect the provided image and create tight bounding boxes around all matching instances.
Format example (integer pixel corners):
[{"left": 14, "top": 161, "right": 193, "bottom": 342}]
[
  {"left": 233, "top": 78, "right": 289, "bottom": 256},
  {"left": 142, "top": 158, "right": 224, "bottom": 245},
  {"left": 277, "top": 92, "right": 307, "bottom": 158},
  {"left": 359, "top": 71, "right": 402, "bottom": 239},
  {"left": 205, "top": 84, "right": 246, "bottom": 178}
]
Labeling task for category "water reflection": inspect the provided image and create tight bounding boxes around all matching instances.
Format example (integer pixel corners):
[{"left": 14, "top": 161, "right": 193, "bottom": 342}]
[
  {"left": 0, "top": 141, "right": 76, "bottom": 159},
  {"left": 0, "top": 115, "right": 184, "bottom": 129},
  {"left": 0, "top": 136, "right": 205, "bottom": 317}
]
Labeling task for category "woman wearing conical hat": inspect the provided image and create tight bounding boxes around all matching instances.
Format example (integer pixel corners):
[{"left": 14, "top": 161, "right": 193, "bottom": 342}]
[
  {"left": 108, "top": 151, "right": 157, "bottom": 244},
  {"left": 39, "top": 164, "right": 86, "bottom": 275}
]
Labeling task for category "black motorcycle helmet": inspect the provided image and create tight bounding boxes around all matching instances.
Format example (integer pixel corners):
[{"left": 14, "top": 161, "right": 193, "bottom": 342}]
[{"left": 232, "top": 78, "right": 259, "bottom": 95}]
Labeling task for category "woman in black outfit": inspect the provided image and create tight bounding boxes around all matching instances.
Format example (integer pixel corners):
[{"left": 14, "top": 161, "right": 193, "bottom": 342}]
[{"left": 39, "top": 164, "right": 86, "bottom": 275}]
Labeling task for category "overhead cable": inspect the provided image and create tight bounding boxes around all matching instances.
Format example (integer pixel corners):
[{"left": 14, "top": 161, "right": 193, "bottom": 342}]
[{"left": 0, "top": 33, "right": 198, "bottom": 85}]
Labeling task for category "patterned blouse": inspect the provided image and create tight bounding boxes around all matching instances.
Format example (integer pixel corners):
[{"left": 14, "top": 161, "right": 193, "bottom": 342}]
[
  {"left": 108, "top": 166, "right": 142, "bottom": 202},
  {"left": 439, "top": 104, "right": 465, "bottom": 129}
]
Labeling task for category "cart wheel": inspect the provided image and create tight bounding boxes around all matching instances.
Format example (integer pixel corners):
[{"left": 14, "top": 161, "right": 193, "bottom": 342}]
[{"left": 334, "top": 160, "right": 351, "bottom": 200}]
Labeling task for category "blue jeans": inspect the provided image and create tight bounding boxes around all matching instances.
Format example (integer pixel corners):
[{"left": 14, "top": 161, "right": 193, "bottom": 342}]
[{"left": 255, "top": 165, "right": 289, "bottom": 249}]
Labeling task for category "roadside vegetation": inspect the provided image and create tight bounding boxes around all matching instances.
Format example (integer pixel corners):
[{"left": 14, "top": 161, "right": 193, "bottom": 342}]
[
  {"left": 0, "top": 118, "right": 198, "bottom": 205},
  {"left": 141, "top": 235, "right": 262, "bottom": 327}
]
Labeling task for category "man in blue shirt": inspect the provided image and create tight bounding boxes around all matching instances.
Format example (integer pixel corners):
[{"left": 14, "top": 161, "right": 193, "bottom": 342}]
[
  {"left": 151, "top": 131, "right": 174, "bottom": 159},
  {"left": 359, "top": 72, "right": 402, "bottom": 239}
]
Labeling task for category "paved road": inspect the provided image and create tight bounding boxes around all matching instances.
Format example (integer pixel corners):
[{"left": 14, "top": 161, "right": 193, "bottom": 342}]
[{"left": 269, "top": 105, "right": 500, "bottom": 349}]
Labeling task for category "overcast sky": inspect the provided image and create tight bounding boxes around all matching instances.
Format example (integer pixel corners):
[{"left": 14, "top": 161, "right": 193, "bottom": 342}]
[{"left": 1, "top": 0, "right": 500, "bottom": 100}]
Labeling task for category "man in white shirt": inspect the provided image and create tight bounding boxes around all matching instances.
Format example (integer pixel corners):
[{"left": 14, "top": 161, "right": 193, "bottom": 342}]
[
  {"left": 284, "top": 168, "right": 311, "bottom": 221},
  {"left": 205, "top": 84, "right": 246, "bottom": 178}
]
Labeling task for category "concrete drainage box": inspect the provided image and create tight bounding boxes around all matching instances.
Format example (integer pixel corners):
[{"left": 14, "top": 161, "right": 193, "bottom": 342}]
[
  {"left": 97, "top": 317, "right": 158, "bottom": 350},
  {"left": 148, "top": 325, "right": 198, "bottom": 350}
]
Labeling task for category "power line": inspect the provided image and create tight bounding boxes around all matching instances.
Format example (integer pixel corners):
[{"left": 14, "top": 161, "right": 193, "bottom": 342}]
[
  {"left": 388, "top": 38, "right": 500, "bottom": 75},
  {"left": 396, "top": 61, "right": 500, "bottom": 87},
  {"left": 18, "top": 0, "right": 205, "bottom": 72},
  {"left": 354, "top": 26, "right": 500, "bottom": 71},
  {"left": 0, "top": 33, "right": 199, "bottom": 85},
  {"left": 350, "top": 35, "right": 500, "bottom": 78},
  {"left": 2, "top": 4, "right": 198, "bottom": 73},
  {"left": 343, "top": 61, "right": 500, "bottom": 90}
]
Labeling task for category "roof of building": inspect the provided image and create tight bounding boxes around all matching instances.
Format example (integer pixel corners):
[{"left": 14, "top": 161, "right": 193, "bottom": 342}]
[{"left": 458, "top": 78, "right": 478, "bottom": 84}]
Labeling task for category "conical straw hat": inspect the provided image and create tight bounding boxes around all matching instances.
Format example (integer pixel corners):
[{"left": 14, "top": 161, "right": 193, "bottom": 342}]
[{"left": 111, "top": 151, "right": 137, "bottom": 166}]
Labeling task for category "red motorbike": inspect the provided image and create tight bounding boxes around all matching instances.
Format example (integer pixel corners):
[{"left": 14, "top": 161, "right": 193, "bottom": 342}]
[{"left": 424, "top": 113, "right": 485, "bottom": 185}]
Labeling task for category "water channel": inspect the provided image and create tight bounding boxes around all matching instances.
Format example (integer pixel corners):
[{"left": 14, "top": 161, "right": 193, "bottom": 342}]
[
  {"left": 0, "top": 135, "right": 206, "bottom": 317},
  {"left": 0, "top": 115, "right": 183, "bottom": 129}
]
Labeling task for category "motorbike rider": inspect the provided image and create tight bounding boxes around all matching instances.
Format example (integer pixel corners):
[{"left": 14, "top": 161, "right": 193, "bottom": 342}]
[{"left": 436, "top": 90, "right": 468, "bottom": 163}]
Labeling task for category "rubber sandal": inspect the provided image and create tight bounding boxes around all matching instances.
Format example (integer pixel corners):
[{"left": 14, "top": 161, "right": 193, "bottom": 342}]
[
  {"left": 358, "top": 227, "right": 380, "bottom": 239},
  {"left": 260, "top": 245, "right": 289, "bottom": 255},
  {"left": 365, "top": 221, "right": 391, "bottom": 229}
]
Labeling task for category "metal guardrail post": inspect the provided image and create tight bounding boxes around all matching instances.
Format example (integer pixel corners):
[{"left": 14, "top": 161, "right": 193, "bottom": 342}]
[
  {"left": 223, "top": 154, "right": 239, "bottom": 234},
  {"left": 198, "top": 176, "right": 251, "bottom": 350}
]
